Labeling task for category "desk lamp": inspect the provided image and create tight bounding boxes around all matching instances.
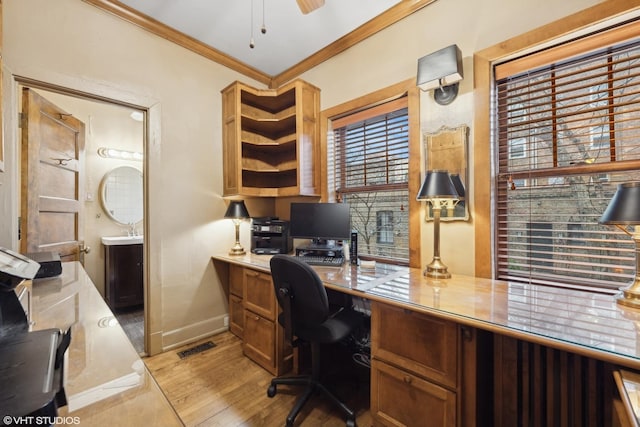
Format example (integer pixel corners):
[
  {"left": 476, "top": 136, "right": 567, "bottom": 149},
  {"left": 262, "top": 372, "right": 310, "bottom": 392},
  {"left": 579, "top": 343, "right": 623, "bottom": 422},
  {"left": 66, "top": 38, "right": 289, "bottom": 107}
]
[
  {"left": 417, "top": 170, "right": 459, "bottom": 278},
  {"left": 225, "top": 200, "right": 251, "bottom": 256},
  {"left": 600, "top": 182, "right": 640, "bottom": 308}
]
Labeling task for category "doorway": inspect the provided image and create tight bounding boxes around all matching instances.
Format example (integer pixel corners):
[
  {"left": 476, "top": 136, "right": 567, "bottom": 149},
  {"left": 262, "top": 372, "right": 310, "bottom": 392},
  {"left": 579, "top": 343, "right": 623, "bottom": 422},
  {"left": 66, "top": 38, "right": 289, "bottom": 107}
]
[{"left": 18, "top": 82, "right": 147, "bottom": 355}]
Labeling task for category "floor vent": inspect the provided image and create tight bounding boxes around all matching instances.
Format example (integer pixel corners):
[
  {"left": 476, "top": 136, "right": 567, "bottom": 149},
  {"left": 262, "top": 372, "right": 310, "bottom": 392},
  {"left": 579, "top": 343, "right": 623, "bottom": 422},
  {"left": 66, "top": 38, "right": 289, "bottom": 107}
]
[{"left": 177, "top": 341, "right": 216, "bottom": 359}]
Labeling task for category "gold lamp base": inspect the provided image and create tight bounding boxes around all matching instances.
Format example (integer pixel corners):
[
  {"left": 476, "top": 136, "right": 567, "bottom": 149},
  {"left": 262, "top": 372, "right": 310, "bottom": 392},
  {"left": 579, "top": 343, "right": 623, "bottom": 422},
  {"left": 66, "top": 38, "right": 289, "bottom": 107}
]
[
  {"left": 616, "top": 278, "right": 640, "bottom": 309},
  {"left": 423, "top": 257, "right": 451, "bottom": 279},
  {"left": 228, "top": 243, "right": 246, "bottom": 256}
]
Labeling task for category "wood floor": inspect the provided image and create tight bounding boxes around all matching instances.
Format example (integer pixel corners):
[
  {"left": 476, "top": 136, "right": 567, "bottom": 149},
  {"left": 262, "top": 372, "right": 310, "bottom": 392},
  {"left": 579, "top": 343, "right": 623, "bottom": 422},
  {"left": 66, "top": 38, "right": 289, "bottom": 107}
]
[{"left": 144, "top": 332, "right": 373, "bottom": 427}]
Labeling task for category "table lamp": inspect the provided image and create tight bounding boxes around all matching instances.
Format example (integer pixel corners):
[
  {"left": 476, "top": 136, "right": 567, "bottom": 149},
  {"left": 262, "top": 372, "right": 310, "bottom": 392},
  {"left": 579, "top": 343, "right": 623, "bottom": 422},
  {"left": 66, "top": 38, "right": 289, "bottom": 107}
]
[
  {"left": 417, "top": 170, "right": 460, "bottom": 278},
  {"left": 225, "top": 200, "right": 250, "bottom": 256},
  {"left": 600, "top": 182, "right": 640, "bottom": 309}
]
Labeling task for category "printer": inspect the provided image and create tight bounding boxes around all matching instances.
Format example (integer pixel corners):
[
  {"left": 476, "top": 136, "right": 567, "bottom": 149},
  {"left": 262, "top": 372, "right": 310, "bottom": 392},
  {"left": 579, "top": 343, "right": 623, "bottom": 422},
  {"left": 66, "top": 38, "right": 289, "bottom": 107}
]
[{"left": 251, "top": 217, "right": 292, "bottom": 255}]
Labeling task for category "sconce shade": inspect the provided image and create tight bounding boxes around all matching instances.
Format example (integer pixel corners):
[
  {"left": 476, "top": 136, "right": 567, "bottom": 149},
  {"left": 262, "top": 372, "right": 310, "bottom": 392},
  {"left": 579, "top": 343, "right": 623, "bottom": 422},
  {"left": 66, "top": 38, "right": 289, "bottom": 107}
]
[
  {"left": 417, "top": 170, "right": 460, "bottom": 202},
  {"left": 417, "top": 44, "right": 463, "bottom": 92},
  {"left": 599, "top": 182, "right": 640, "bottom": 225},
  {"left": 449, "top": 173, "right": 465, "bottom": 200},
  {"left": 224, "top": 200, "right": 250, "bottom": 219}
]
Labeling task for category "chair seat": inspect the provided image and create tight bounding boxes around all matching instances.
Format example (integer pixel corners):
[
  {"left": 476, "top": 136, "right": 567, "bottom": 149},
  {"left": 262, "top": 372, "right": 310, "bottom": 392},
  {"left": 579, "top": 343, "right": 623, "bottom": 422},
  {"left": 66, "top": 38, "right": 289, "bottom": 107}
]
[{"left": 296, "top": 309, "right": 362, "bottom": 344}]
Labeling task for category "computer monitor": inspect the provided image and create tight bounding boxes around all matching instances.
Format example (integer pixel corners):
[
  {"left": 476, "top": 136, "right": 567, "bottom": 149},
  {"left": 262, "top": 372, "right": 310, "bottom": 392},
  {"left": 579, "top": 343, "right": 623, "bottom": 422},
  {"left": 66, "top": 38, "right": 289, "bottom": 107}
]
[{"left": 289, "top": 203, "right": 351, "bottom": 246}]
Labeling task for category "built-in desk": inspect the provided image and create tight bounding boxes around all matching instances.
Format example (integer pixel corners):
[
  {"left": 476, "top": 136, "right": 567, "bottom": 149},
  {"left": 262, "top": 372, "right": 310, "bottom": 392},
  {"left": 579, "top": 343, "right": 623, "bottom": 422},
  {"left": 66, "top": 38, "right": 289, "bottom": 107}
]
[
  {"left": 213, "top": 252, "right": 640, "bottom": 427},
  {"left": 28, "top": 262, "right": 182, "bottom": 426}
]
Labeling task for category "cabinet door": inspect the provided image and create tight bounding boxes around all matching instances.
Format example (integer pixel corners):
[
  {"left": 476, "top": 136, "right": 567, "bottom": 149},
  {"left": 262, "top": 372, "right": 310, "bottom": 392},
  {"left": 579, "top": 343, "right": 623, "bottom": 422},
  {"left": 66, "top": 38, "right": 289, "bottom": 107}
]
[
  {"left": 243, "top": 269, "right": 276, "bottom": 321},
  {"left": 243, "top": 310, "right": 276, "bottom": 374},
  {"left": 372, "top": 302, "right": 458, "bottom": 389},
  {"left": 371, "top": 359, "right": 456, "bottom": 427},
  {"left": 105, "top": 244, "right": 143, "bottom": 309}
]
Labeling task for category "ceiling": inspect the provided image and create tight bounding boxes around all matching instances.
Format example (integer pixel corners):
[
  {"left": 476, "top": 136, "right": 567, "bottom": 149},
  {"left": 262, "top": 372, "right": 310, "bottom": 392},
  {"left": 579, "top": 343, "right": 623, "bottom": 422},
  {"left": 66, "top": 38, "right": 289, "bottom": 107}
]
[{"left": 84, "top": 0, "right": 436, "bottom": 86}]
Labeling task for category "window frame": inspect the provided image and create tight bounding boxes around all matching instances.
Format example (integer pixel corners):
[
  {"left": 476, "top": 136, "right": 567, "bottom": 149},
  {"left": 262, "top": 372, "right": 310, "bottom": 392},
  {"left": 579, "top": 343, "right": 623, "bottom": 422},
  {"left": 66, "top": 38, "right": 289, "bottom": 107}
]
[
  {"left": 473, "top": 2, "right": 640, "bottom": 279},
  {"left": 320, "top": 79, "right": 422, "bottom": 268}
]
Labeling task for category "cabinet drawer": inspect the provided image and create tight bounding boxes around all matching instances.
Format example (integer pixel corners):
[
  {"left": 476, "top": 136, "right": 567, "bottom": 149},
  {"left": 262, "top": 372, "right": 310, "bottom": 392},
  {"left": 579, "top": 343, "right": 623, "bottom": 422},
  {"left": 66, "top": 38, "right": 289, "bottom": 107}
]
[
  {"left": 244, "top": 269, "right": 276, "bottom": 321},
  {"left": 243, "top": 311, "right": 276, "bottom": 374},
  {"left": 229, "top": 294, "right": 244, "bottom": 338},
  {"left": 372, "top": 302, "right": 458, "bottom": 389},
  {"left": 229, "top": 264, "right": 243, "bottom": 297},
  {"left": 371, "top": 359, "right": 456, "bottom": 427}
]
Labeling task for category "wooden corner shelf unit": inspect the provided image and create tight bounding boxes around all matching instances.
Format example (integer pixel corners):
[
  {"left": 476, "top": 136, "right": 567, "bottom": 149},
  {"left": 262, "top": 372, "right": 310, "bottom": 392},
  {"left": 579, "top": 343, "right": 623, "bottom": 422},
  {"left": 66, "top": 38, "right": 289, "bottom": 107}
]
[{"left": 221, "top": 79, "right": 321, "bottom": 197}]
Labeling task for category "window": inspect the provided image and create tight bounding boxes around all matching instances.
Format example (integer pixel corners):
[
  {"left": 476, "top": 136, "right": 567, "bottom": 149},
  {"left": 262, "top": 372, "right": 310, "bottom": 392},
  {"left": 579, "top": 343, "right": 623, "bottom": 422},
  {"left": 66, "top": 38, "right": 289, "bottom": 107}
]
[
  {"left": 332, "top": 98, "right": 409, "bottom": 263},
  {"left": 508, "top": 138, "right": 526, "bottom": 159},
  {"left": 376, "top": 211, "right": 395, "bottom": 244},
  {"left": 494, "top": 21, "right": 640, "bottom": 290}
]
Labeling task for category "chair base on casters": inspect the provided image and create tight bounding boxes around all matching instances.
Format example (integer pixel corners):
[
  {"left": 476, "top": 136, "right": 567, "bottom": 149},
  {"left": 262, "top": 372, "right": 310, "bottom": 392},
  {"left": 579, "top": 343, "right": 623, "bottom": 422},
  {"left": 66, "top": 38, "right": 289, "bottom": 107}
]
[{"left": 267, "top": 343, "right": 356, "bottom": 427}]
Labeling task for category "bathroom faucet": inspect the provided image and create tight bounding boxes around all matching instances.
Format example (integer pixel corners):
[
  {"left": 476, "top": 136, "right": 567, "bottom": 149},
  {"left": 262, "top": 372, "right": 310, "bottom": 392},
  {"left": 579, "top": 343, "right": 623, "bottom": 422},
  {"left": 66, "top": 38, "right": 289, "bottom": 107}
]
[{"left": 128, "top": 223, "right": 138, "bottom": 237}]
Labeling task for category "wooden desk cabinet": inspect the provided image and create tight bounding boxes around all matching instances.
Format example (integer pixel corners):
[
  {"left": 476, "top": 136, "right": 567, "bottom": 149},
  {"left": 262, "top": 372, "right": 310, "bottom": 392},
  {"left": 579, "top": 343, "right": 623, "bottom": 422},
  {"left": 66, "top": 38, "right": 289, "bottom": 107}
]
[
  {"left": 228, "top": 265, "right": 292, "bottom": 376},
  {"left": 371, "top": 302, "right": 474, "bottom": 427}
]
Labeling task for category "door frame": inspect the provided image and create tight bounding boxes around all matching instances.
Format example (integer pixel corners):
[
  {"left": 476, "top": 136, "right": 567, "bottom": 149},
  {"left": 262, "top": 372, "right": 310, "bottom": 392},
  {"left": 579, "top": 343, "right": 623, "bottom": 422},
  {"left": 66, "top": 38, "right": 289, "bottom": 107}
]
[{"left": 7, "top": 73, "right": 164, "bottom": 356}]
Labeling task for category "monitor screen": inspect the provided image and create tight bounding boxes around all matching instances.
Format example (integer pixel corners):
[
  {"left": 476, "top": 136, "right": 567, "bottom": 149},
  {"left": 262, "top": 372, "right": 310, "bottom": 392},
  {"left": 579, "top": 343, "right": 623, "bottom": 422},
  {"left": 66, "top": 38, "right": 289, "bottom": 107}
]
[{"left": 289, "top": 203, "right": 351, "bottom": 242}]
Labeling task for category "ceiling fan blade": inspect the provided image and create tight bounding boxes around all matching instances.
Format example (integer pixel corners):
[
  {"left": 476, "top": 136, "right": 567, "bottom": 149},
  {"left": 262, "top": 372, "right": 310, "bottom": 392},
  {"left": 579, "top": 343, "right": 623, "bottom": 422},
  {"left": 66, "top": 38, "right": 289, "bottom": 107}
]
[{"left": 296, "top": 0, "right": 325, "bottom": 14}]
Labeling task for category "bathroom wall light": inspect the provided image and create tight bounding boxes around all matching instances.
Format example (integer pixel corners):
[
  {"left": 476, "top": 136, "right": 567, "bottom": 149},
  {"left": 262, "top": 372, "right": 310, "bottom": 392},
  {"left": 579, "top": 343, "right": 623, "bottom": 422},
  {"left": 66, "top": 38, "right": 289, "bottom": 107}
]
[{"left": 97, "top": 147, "right": 143, "bottom": 161}]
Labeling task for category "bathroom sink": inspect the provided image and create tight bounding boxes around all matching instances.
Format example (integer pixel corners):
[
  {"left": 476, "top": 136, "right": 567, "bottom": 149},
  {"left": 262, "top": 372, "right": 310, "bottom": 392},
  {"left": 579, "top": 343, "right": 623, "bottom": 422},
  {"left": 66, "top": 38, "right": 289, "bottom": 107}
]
[{"left": 101, "top": 236, "right": 144, "bottom": 246}]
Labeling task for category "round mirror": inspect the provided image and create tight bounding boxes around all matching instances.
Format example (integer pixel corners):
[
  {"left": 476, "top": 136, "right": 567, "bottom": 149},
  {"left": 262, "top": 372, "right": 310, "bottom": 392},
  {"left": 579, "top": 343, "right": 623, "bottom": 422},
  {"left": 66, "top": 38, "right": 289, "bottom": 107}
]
[{"left": 100, "top": 166, "right": 143, "bottom": 225}]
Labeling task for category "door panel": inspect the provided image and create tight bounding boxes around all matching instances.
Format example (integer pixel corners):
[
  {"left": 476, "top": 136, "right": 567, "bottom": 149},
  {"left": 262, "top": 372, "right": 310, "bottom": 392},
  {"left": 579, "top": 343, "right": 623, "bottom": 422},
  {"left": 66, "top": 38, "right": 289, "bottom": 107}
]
[{"left": 21, "top": 88, "right": 85, "bottom": 262}]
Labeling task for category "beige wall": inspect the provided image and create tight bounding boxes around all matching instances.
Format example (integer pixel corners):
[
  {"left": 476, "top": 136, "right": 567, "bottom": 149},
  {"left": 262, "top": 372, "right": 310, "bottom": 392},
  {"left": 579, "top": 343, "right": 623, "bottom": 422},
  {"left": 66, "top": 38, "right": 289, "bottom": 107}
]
[
  {"left": 298, "top": 0, "right": 602, "bottom": 276},
  {"left": 0, "top": 0, "right": 610, "bottom": 353}
]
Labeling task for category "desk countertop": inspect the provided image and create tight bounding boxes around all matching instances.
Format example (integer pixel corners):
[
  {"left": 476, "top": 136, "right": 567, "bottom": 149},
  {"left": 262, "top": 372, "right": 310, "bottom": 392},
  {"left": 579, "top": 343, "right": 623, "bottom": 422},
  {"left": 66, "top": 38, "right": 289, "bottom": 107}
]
[
  {"left": 30, "top": 262, "right": 182, "bottom": 426},
  {"left": 212, "top": 252, "right": 640, "bottom": 370}
]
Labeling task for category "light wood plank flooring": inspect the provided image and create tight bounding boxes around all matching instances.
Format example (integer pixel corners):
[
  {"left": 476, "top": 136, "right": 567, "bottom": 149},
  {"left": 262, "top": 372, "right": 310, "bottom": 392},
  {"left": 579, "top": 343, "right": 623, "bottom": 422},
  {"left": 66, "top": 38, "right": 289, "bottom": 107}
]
[{"left": 144, "top": 332, "right": 372, "bottom": 426}]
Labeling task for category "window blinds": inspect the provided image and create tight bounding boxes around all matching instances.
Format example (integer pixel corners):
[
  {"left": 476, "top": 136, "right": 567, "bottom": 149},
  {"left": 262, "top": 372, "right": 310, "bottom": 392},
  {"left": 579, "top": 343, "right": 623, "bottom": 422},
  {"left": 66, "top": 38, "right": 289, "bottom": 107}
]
[{"left": 494, "top": 20, "right": 640, "bottom": 290}]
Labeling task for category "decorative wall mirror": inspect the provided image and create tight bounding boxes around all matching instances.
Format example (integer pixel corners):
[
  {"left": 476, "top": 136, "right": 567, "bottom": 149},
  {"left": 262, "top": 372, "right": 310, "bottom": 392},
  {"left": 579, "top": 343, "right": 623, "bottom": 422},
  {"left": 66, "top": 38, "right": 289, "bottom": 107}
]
[
  {"left": 100, "top": 166, "right": 143, "bottom": 225},
  {"left": 424, "top": 124, "right": 469, "bottom": 221}
]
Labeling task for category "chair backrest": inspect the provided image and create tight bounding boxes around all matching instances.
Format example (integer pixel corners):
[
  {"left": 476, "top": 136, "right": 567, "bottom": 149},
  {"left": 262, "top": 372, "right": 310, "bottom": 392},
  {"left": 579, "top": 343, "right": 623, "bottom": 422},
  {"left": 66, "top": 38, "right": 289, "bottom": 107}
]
[{"left": 269, "top": 255, "right": 330, "bottom": 340}]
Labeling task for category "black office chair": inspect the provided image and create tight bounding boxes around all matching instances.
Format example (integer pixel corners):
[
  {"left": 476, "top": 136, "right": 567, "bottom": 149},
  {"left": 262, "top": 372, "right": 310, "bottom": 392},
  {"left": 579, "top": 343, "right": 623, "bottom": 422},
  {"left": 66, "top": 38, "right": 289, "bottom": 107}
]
[{"left": 267, "top": 254, "right": 362, "bottom": 427}]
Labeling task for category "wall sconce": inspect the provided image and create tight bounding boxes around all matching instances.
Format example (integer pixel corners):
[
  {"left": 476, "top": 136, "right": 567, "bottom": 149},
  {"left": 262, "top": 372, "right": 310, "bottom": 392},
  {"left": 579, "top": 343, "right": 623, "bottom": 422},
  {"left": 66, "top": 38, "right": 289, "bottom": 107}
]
[
  {"left": 417, "top": 44, "right": 463, "bottom": 105},
  {"left": 225, "top": 200, "right": 251, "bottom": 256},
  {"left": 417, "top": 170, "right": 459, "bottom": 278},
  {"left": 599, "top": 182, "right": 640, "bottom": 309}
]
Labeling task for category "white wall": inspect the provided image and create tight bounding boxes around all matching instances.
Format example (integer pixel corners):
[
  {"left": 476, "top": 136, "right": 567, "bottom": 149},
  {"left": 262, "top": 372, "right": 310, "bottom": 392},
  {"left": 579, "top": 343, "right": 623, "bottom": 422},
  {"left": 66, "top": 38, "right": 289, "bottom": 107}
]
[
  {"left": 298, "top": 0, "right": 602, "bottom": 276},
  {"left": 2, "top": 0, "right": 262, "bottom": 352}
]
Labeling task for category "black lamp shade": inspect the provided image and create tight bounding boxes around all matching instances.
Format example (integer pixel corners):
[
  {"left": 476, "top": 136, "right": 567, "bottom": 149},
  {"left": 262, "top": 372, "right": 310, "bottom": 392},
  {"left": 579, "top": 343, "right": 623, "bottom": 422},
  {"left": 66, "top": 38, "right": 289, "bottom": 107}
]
[
  {"left": 417, "top": 170, "right": 459, "bottom": 201},
  {"left": 449, "top": 173, "right": 465, "bottom": 200},
  {"left": 600, "top": 182, "right": 640, "bottom": 225},
  {"left": 224, "top": 200, "right": 250, "bottom": 219}
]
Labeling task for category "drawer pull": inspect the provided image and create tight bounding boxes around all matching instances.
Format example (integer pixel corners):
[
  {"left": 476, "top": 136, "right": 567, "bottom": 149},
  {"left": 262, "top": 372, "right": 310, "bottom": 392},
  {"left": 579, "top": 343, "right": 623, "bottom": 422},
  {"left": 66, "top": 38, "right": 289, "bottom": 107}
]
[
  {"left": 254, "top": 316, "right": 260, "bottom": 321},
  {"left": 403, "top": 375, "right": 412, "bottom": 384}
]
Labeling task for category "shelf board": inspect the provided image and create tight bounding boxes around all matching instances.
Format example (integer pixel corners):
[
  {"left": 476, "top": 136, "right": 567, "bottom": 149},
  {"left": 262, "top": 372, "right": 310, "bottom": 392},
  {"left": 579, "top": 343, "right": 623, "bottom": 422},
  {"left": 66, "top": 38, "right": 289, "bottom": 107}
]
[
  {"left": 241, "top": 130, "right": 296, "bottom": 147},
  {"left": 242, "top": 158, "right": 297, "bottom": 172},
  {"left": 241, "top": 104, "right": 296, "bottom": 122}
]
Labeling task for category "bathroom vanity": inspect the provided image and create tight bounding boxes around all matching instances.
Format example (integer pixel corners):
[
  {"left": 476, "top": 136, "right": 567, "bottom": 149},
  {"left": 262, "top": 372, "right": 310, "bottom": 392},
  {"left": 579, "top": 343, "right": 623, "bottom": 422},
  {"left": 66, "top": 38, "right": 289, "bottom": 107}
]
[{"left": 102, "top": 236, "right": 143, "bottom": 310}]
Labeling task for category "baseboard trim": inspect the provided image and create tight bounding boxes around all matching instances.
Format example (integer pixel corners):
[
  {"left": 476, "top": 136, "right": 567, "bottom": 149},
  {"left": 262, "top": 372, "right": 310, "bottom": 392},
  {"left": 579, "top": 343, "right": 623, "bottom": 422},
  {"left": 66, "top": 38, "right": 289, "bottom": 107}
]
[{"left": 161, "top": 314, "right": 228, "bottom": 352}]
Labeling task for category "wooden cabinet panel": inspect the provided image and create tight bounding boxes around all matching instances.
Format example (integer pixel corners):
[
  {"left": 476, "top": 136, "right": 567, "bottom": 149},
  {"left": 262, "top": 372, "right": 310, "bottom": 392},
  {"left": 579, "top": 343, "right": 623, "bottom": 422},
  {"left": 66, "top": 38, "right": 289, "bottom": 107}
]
[
  {"left": 371, "top": 359, "right": 456, "bottom": 427},
  {"left": 244, "top": 269, "right": 276, "bottom": 321},
  {"left": 104, "top": 243, "right": 143, "bottom": 310},
  {"left": 372, "top": 302, "right": 458, "bottom": 389},
  {"left": 229, "top": 264, "right": 243, "bottom": 297},
  {"left": 229, "top": 294, "right": 244, "bottom": 338},
  {"left": 243, "top": 309, "right": 277, "bottom": 374}
]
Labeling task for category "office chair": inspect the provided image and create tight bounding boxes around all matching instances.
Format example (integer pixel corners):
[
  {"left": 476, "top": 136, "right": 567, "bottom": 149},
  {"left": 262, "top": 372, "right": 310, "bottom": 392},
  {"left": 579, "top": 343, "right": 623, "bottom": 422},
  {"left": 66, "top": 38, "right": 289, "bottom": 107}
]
[{"left": 268, "top": 254, "right": 362, "bottom": 427}]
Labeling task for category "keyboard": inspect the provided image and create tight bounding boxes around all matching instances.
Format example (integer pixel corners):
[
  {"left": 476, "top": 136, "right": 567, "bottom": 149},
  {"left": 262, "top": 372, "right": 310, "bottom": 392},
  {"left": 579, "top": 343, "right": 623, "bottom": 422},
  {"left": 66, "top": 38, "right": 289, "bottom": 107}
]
[{"left": 297, "top": 255, "right": 344, "bottom": 267}]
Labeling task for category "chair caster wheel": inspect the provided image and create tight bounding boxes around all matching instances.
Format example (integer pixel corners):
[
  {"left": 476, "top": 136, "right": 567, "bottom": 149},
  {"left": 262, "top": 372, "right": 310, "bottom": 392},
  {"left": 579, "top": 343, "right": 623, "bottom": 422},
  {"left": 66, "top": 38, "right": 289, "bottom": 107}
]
[
  {"left": 267, "top": 384, "right": 276, "bottom": 398},
  {"left": 346, "top": 418, "right": 356, "bottom": 427}
]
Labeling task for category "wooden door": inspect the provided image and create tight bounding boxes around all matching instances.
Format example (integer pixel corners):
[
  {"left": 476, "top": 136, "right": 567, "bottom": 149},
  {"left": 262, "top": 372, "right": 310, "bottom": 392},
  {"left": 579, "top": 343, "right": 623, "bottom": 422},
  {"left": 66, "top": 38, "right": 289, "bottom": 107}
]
[{"left": 21, "top": 88, "right": 86, "bottom": 262}]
